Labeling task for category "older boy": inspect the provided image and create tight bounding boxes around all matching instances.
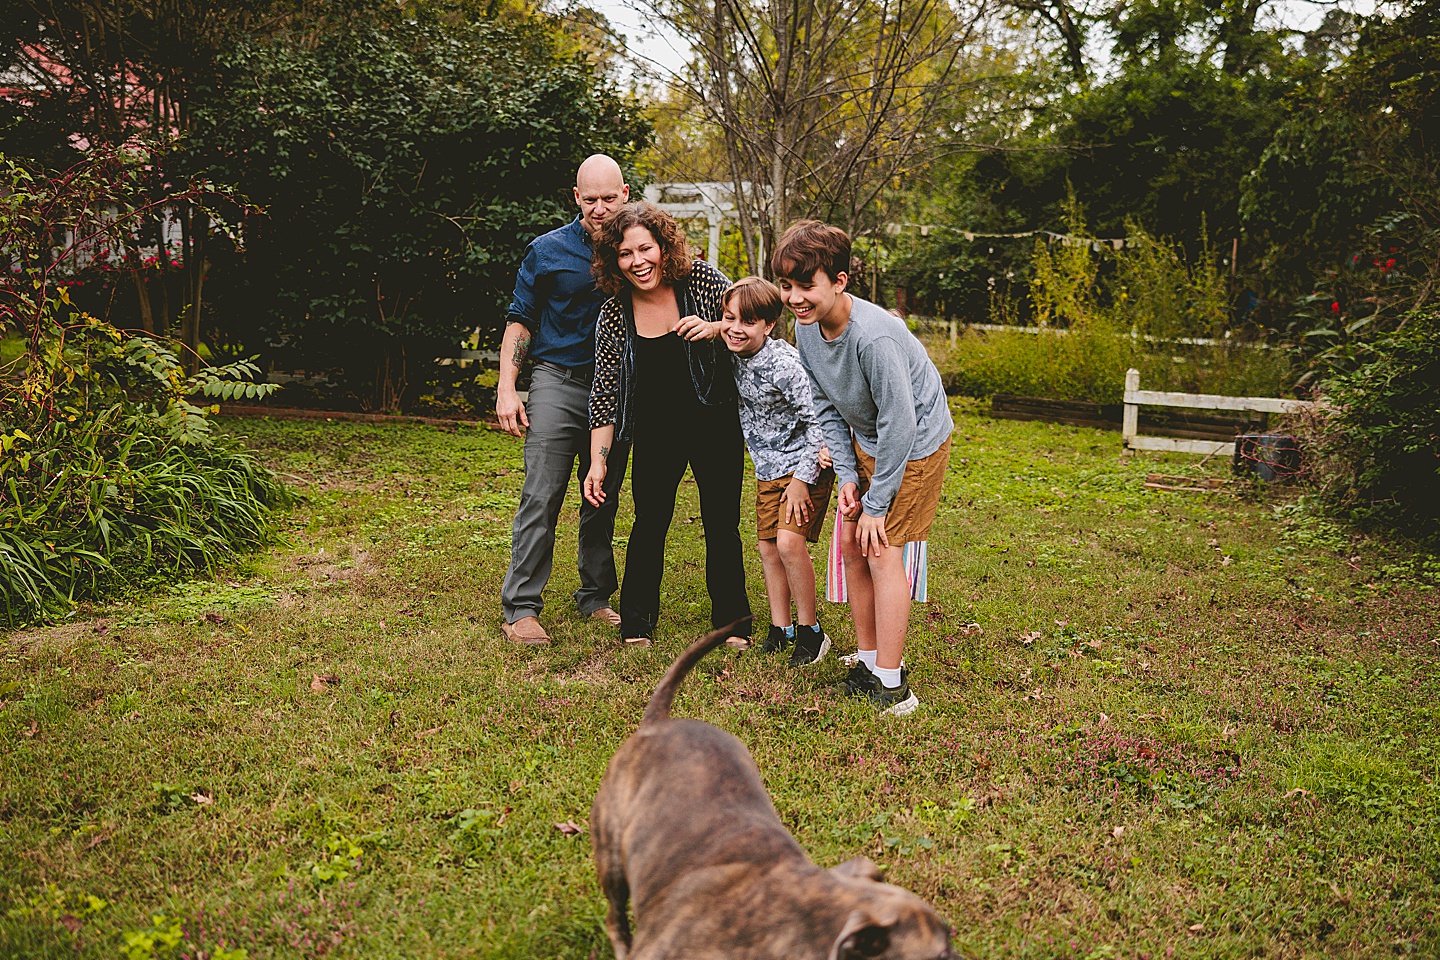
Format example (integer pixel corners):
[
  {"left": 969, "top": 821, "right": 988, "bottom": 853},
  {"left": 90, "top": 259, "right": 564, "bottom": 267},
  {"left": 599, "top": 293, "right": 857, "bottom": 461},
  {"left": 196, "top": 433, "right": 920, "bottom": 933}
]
[{"left": 773, "top": 221, "right": 953, "bottom": 715}]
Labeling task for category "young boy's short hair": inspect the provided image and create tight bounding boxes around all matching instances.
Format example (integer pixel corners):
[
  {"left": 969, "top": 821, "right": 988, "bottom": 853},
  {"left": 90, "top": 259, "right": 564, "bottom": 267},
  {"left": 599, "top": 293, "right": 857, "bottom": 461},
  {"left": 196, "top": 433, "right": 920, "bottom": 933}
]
[
  {"left": 771, "top": 220, "right": 851, "bottom": 283},
  {"left": 722, "top": 276, "right": 784, "bottom": 327}
]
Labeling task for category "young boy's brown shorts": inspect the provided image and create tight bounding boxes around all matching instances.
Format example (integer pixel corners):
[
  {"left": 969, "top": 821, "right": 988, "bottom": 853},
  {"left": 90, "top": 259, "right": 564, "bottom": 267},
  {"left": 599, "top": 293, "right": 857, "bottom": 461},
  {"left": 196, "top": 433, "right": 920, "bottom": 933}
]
[
  {"left": 755, "top": 468, "right": 835, "bottom": 541},
  {"left": 849, "top": 436, "right": 952, "bottom": 543}
]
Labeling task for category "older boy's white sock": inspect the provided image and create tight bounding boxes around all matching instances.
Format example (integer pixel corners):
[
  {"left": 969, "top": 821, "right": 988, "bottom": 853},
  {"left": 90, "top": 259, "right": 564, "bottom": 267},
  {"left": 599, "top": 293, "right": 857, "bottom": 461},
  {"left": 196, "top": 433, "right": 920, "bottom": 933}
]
[
  {"left": 873, "top": 665, "right": 902, "bottom": 688},
  {"left": 856, "top": 649, "right": 878, "bottom": 671}
]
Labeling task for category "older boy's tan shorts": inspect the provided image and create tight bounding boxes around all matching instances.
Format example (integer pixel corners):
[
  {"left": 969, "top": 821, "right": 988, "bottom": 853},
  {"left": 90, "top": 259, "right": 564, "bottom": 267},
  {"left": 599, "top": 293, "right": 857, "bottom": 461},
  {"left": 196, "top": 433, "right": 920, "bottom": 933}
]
[
  {"left": 756, "top": 469, "right": 834, "bottom": 541},
  {"left": 848, "top": 437, "right": 952, "bottom": 543}
]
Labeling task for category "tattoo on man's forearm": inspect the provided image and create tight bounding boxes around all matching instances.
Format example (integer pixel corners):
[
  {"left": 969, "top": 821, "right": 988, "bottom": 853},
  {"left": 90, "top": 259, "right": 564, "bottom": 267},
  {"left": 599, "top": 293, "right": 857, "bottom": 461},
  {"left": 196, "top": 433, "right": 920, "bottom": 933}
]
[
  {"left": 599, "top": 445, "right": 610, "bottom": 458},
  {"left": 511, "top": 333, "right": 531, "bottom": 366}
]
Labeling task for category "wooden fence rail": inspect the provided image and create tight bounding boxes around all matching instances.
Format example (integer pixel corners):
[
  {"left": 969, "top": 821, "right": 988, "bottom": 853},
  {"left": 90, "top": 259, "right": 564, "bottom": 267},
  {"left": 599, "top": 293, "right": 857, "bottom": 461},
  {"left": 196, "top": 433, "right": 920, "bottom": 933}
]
[{"left": 1122, "top": 368, "right": 1313, "bottom": 456}]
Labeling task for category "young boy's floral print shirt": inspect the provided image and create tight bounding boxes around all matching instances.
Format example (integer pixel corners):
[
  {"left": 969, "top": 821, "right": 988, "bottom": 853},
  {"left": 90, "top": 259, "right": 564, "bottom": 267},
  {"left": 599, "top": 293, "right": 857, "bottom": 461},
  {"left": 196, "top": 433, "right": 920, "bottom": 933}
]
[{"left": 732, "top": 337, "right": 825, "bottom": 483}]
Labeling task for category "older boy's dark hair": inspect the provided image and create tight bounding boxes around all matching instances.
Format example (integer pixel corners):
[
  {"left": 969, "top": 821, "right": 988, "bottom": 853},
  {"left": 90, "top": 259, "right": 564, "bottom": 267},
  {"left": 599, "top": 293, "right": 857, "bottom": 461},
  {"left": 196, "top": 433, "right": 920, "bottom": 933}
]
[
  {"left": 722, "top": 277, "right": 784, "bottom": 328},
  {"left": 591, "top": 202, "right": 695, "bottom": 295},
  {"left": 771, "top": 220, "right": 851, "bottom": 283}
]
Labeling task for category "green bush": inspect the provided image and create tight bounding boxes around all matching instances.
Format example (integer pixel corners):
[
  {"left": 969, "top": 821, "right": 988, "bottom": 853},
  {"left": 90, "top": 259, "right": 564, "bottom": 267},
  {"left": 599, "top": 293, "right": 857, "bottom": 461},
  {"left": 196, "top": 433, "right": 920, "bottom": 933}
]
[
  {"left": 1306, "top": 316, "right": 1440, "bottom": 538},
  {"left": 1, "top": 324, "right": 290, "bottom": 625},
  {"left": 1, "top": 150, "right": 290, "bottom": 626}
]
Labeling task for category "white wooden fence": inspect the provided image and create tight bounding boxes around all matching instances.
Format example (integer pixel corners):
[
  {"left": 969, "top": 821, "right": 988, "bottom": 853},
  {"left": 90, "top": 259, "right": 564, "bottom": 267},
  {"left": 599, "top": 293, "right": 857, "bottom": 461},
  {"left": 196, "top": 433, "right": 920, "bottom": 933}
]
[{"left": 1122, "top": 368, "right": 1313, "bottom": 456}]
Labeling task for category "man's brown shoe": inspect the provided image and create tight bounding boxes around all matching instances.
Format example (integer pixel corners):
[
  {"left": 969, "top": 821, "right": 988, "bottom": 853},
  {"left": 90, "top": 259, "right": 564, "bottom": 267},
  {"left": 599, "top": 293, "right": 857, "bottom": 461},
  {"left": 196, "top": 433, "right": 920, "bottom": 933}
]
[
  {"left": 589, "top": 606, "right": 622, "bottom": 627},
  {"left": 502, "top": 616, "right": 550, "bottom": 646}
]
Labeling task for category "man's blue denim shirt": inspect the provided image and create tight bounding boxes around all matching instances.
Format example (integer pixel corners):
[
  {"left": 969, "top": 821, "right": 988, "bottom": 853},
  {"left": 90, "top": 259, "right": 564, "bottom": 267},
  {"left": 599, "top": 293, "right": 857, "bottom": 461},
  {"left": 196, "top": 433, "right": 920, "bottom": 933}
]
[{"left": 506, "top": 216, "right": 606, "bottom": 369}]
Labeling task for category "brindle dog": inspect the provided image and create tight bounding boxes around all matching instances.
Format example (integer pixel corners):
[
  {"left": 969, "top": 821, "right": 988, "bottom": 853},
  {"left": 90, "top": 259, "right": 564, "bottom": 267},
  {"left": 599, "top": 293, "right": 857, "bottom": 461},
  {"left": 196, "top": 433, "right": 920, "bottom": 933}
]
[{"left": 590, "top": 622, "right": 954, "bottom": 960}]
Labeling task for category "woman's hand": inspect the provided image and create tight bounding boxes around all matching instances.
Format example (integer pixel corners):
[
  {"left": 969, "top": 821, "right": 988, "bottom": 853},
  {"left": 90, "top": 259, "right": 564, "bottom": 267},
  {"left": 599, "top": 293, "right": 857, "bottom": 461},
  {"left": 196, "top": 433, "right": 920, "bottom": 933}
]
[
  {"left": 818, "top": 444, "right": 833, "bottom": 470},
  {"left": 583, "top": 458, "right": 608, "bottom": 507},
  {"left": 838, "top": 481, "right": 862, "bottom": 520},
  {"left": 586, "top": 426, "right": 616, "bottom": 507},
  {"left": 782, "top": 476, "right": 813, "bottom": 526},
  {"left": 676, "top": 314, "right": 718, "bottom": 341}
]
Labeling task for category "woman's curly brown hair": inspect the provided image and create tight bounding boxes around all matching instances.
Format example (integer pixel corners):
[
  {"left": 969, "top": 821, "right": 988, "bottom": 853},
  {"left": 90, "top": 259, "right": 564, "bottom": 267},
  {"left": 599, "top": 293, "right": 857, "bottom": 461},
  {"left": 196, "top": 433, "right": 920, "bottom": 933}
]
[{"left": 592, "top": 202, "right": 695, "bottom": 295}]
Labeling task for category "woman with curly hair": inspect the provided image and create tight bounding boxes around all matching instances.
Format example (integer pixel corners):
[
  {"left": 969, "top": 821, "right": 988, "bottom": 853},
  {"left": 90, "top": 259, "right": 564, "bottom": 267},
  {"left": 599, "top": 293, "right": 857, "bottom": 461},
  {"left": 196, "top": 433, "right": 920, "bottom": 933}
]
[{"left": 582, "top": 202, "right": 751, "bottom": 645}]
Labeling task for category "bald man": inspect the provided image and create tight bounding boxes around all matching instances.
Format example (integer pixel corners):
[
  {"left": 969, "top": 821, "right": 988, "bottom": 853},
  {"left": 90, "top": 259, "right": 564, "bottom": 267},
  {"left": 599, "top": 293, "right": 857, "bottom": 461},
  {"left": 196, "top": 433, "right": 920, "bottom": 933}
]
[{"left": 498, "top": 156, "right": 632, "bottom": 645}]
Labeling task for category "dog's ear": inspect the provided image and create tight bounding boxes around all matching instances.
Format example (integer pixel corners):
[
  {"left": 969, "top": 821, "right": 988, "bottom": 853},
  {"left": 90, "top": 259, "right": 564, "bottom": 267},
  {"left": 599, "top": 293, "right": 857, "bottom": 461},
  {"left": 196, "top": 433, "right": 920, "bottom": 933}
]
[
  {"left": 829, "top": 856, "right": 885, "bottom": 882},
  {"left": 828, "top": 907, "right": 899, "bottom": 960}
]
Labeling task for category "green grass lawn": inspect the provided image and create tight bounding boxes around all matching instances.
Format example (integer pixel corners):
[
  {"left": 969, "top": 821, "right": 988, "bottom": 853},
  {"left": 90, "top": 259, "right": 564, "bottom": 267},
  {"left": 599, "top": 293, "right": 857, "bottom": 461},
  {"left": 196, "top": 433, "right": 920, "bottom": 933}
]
[{"left": 3, "top": 401, "right": 1438, "bottom": 959}]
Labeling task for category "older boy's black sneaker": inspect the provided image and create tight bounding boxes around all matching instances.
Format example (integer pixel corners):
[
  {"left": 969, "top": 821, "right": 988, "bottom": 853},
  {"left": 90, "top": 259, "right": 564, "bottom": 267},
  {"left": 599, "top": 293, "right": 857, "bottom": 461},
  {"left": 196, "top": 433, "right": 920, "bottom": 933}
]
[
  {"left": 840, "top": 658, "right": 908, "bottom": 695},
  {"left": 866, "top": 680, "right": 920, "bottom": 716},
  {"left": 843, "top": 662, "right": 880, "bottom": 697},
  {"left": 760, "top": 624, "right": 793, "bottom": 654},
  {"left": 789, "top": 623, "right": 830, "bottom": 667}
]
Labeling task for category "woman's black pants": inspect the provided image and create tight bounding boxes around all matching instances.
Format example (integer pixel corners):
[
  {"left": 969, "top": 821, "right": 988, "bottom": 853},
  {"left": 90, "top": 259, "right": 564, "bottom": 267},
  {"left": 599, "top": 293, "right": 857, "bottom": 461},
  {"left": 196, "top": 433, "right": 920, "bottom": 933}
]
[{"left": 619, "top": 403, "right": 751, "bottom": 639}]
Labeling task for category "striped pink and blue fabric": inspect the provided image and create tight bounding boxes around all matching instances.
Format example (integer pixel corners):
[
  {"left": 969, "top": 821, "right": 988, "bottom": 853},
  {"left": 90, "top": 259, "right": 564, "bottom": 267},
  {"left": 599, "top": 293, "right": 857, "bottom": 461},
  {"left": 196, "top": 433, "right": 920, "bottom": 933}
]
[{"left": 825, "top": 501, "right": 929, "bottom": 603}]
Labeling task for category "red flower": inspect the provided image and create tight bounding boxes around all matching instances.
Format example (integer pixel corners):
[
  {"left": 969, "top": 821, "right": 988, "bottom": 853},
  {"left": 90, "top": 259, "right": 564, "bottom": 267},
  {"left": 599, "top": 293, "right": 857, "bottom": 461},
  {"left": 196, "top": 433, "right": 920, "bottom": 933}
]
[{"left": 1331, "top": 301, "right": 1341, "bottom": 312}]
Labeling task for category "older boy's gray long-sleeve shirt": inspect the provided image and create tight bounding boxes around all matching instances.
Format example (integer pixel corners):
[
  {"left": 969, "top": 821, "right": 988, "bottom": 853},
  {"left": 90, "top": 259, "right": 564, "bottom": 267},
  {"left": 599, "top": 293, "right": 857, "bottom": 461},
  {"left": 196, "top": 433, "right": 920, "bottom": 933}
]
[{"left": 795, "top": 296, "right": 953, "bottom": 518}]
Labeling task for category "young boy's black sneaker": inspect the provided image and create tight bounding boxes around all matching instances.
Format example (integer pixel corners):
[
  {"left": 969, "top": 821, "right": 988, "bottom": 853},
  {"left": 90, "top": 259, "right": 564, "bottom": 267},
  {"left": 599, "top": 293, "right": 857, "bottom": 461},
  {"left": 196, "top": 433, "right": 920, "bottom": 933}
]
[
  {"left": 760, "top": 623, "right": 793, "bottom": 654},
  {"left": 866, "top": 680, "right": 920, "bottom": 716},
  {"left": 788, "top": 623, "right": 831, "bottom": 667}
]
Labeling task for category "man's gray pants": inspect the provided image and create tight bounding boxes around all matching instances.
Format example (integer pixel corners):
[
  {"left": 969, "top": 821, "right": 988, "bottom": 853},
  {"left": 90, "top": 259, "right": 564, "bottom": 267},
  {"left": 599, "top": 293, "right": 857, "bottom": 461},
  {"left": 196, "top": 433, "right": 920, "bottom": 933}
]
[{"left": 501, "top": 362, "right": 630, "bottom": 624}]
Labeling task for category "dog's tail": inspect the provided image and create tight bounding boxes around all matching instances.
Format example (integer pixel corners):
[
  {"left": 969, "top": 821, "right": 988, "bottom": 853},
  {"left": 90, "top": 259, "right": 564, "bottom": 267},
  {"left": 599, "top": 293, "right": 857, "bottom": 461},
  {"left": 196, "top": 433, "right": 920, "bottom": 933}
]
[{"left": 641, "top": 616, "right": 752, "bottom": 726}]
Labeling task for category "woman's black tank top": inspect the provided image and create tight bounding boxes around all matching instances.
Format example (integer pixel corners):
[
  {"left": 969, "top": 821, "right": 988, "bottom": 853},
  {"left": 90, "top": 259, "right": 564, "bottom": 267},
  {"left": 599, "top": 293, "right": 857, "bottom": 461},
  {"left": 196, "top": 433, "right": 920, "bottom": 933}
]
[{"left": 633, "top": 331, "right": 700, "bottom": 428}]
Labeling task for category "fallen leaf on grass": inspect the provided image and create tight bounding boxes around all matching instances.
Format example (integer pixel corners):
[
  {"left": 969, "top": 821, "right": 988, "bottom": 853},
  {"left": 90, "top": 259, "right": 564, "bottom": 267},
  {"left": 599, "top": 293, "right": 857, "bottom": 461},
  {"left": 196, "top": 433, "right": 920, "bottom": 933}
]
[
  {"left": 415, "top": 726, "right": 442, "bottom": 739},
  {"left": 190, "top": 790, "right": 214, "bottom": 806},
  {"left": 1141, "top": 643, "right": 1158, "bottom": 654},
  {"left": 1112, "top": 826, "right": 1125, "bottom": 839},
  {"left": 497, "top": 805, "right": 512, "bottom": 827},
  {"left": 1019, "top": 631, "right": 1041, "bottom": 646},
  {"left": 22, "top": 720, "right": 38, "bottom": 738},
  {"left": 310, "top": 674, "right": 339, "bottom": 693},
  {"left": 1188, "top": 923, "right": 1204, "bottom": 933},
  {"left": 1285, "top": 788, "right": 1313, "bottom": 799},
  {"left": 555, "top": 820, "right": 584, "bottom": 837},
  {"left": 60, "top": 915, "right": 82, "bottom": 934},
  {"left": 1136, "top": 746, "right": 1159, "bottom": 760},
  {"left": 204, "top": 613, "right": 225, "bottom": 624},
  {"left": 1221, "top": 556, "right": 1233, "bottom": 566},
  {"left": 957, "top": 623, "right": 984, "bottom": 636},
  {"left": 1221, "top": 724, "right": 1238, "bottom": 740}
]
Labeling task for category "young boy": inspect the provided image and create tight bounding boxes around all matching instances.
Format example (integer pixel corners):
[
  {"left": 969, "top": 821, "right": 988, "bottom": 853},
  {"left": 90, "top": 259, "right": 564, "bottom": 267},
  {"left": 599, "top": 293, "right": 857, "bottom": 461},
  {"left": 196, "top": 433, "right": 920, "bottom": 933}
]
[
  {"left": 773, "top": 221, "right": 954, "bottom": 715},
  {"left": 718, "top": 277, "right": 835, "bottom": 666}
]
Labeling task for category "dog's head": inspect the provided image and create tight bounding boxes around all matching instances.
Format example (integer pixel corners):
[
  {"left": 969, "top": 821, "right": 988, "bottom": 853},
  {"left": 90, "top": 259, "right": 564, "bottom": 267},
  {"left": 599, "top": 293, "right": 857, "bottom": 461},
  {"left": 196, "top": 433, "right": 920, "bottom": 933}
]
[{"left": 826, "top": 858, "right": 954, "bottom": 960}]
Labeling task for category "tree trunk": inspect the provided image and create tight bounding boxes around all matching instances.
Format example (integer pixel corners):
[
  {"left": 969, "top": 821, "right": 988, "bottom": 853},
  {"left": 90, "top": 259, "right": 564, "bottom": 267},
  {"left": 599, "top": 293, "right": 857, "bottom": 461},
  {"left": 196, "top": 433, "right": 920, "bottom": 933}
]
[
  {"left": 179, "top": 207, "right": 209, "bottom": 375},
  {"left": 132, "top": 271, "right": 155, "bottom": 333}
]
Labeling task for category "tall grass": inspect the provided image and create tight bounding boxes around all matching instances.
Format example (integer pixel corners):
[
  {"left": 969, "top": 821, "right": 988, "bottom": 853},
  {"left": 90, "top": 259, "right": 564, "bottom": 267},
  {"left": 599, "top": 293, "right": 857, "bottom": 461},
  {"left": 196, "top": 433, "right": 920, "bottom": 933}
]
[
  {"left": 928, "top": 209, "right": 1295, "bottom": 403},
  {"left": 0, "top": 405, "right": 290, "bottom": 625},
  {"left": 929, "top": 327, "right": 1293, "bottom": 404}
]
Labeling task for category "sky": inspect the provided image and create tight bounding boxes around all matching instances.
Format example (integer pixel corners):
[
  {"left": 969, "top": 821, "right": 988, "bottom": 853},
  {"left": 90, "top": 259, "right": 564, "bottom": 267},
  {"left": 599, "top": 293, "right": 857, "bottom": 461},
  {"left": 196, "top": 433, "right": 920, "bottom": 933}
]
[{"left": 584, "top": 0, "right": 1385, "bottom": 85}]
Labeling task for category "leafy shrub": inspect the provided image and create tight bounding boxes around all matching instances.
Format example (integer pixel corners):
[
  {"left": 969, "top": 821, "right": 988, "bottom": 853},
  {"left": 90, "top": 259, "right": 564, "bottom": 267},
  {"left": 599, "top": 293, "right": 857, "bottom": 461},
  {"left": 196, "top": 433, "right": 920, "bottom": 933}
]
[
  {"left": 0, "top": 150, "right": 289, "bottom": 626},
  {"left": 1304, "top": 315, "right": 1440, "bottom": 538},
  {"left": 1, "top": 323, "right": 290, "bottom": 625}
]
